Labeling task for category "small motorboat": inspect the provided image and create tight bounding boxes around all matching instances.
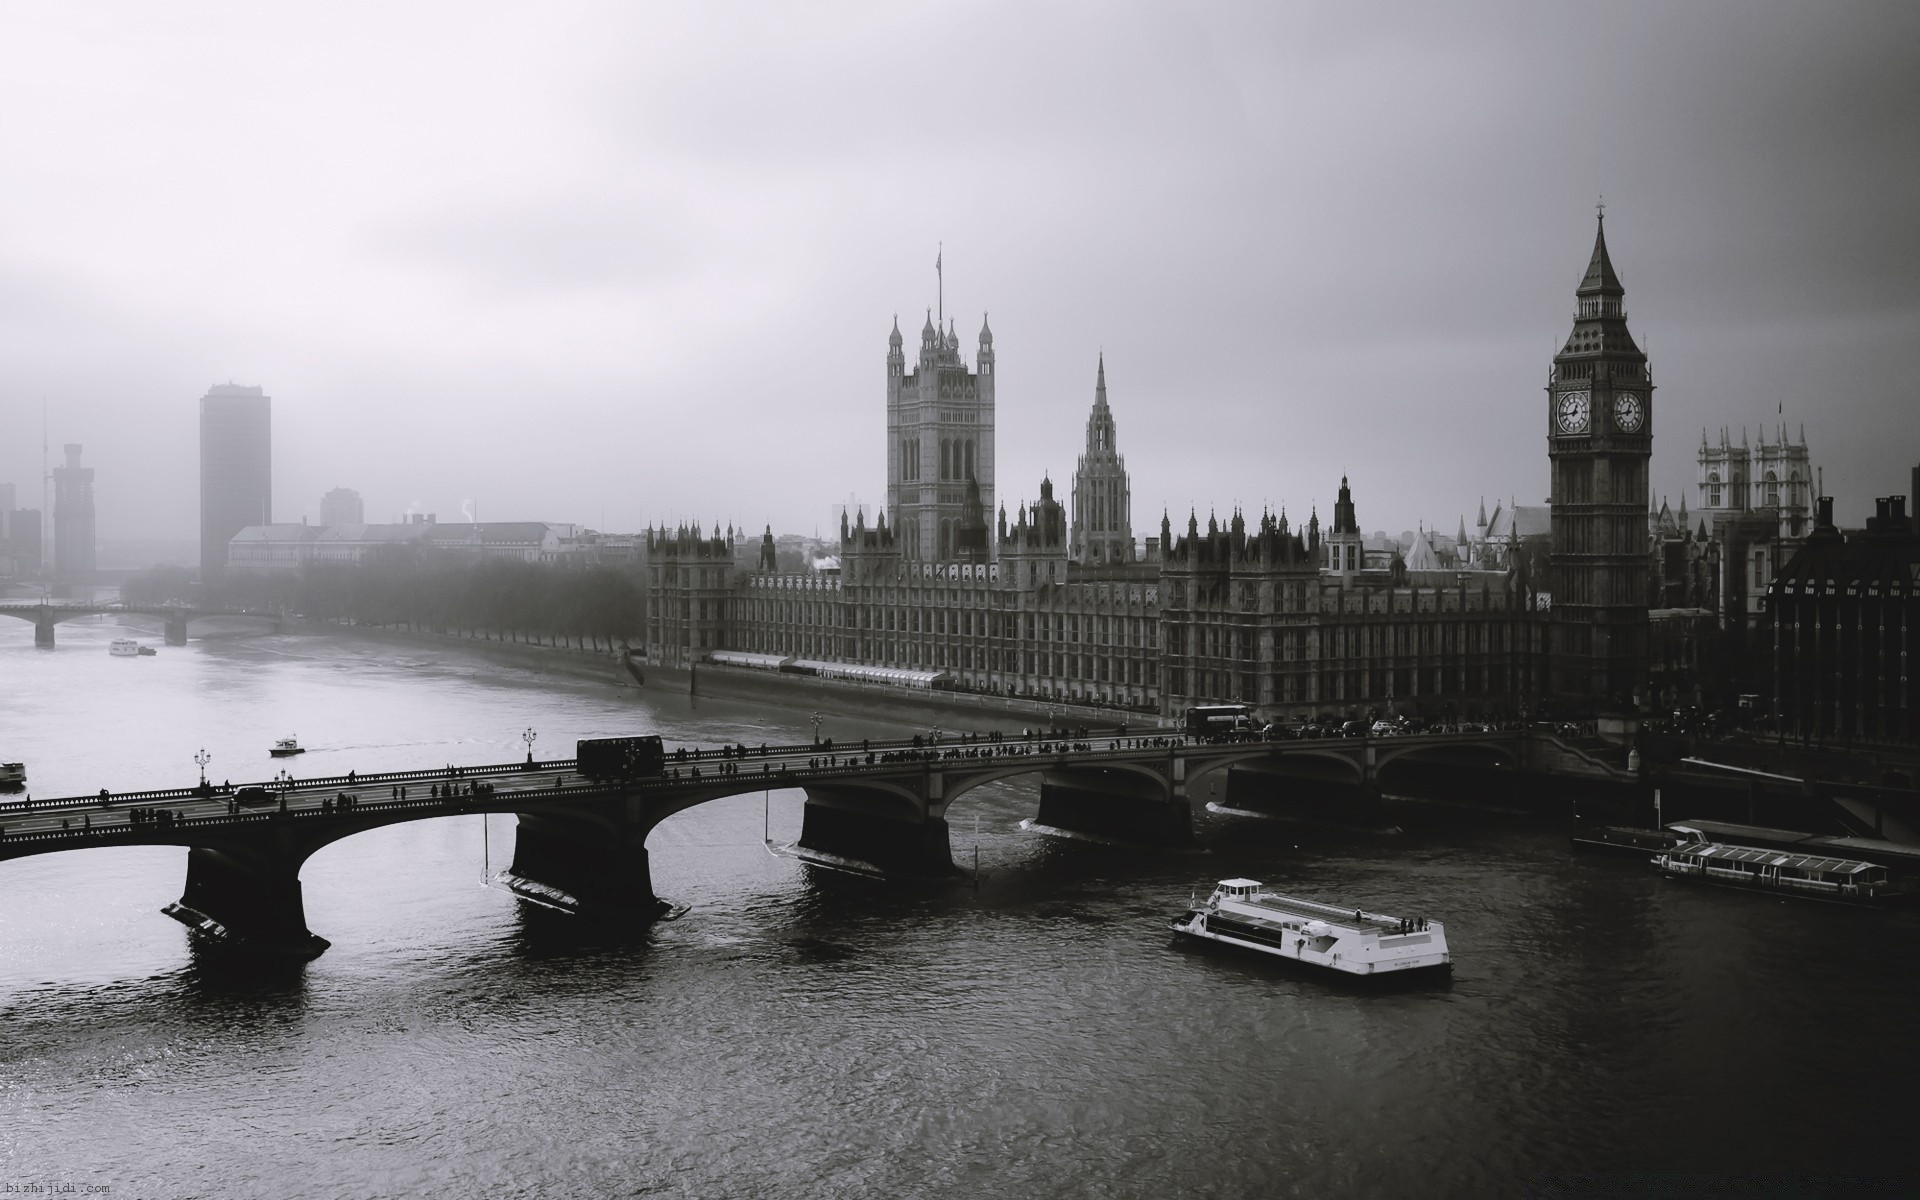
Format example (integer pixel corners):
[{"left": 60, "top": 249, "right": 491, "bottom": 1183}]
[
  {"left": 0, "top": 762, "right": 25, "bottom": 791},
  {"left": 137, "top": 645, "right": 157, "bottom": 656},
  {"left": 270, "top": 736, "right": 306, "bottom": 757}
]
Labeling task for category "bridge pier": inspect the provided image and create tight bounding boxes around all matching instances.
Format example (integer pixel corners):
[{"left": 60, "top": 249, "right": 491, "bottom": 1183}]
[
  {"left": 798, "top": 785, "right": 955, "bottom": 876},
  {"left": 163, "top": 844, "right": 331, "bottom": 959},
  {"left": 165, "top": 612, "right": 190, "bottom": 645},
  {"left": 1034, "top": 764, "right": 1190, "bottom": 844},
  {"left": 34, "top": 614, "right": 56, "bottom": 648},
  {"left": 501, "top": 801, "right": 663, "bottom": 918}
]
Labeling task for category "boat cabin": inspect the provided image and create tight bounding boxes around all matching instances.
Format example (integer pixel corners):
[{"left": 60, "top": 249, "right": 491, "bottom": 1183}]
[
  {"left": 1663, "top": 842, "right": 1890, "bottom": 896},
  {"left": 1212, "top": 878, "right": 1264, "bottom": 900}
]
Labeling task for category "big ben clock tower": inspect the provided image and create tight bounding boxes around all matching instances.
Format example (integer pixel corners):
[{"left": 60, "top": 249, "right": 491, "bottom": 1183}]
[{"left": 1547, "top": 208, "right": 1652, "bottom": 708}]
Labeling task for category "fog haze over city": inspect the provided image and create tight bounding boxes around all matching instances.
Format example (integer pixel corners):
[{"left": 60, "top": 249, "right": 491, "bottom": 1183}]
[{"left": 2, "top": 1, "right": 1915, "bottom": 549}]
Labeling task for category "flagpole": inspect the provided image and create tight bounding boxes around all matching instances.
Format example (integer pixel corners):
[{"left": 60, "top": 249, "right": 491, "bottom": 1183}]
[{"left": 937, "top": 243, "right": 943, "bottom": 329}]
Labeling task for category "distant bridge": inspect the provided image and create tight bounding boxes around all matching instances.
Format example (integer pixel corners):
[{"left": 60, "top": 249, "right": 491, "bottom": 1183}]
[
  {"left": 0, "top": 727, "right": 1589, "bottom": 960},
  {"left": 0, "top": 601, "right": 281, "bottom": 647}
]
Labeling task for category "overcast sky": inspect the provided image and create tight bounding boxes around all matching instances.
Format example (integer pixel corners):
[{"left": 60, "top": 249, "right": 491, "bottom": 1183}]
[{"left": 2, "top": 1, "right": 1916, "bottom": 547}]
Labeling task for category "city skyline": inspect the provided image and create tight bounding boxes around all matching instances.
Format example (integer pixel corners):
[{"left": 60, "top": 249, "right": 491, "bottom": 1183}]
[{"left": 1, "top": 3, "right": 1916, "bottom": 545}]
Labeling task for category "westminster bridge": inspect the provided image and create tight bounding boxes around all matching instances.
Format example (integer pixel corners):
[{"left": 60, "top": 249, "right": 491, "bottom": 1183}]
[
  {"left": 0, "top": 727, "right": 1597, "bottom": 959},
  {"left": 0, "top": 600, "right": 281, "bottom": 647}
]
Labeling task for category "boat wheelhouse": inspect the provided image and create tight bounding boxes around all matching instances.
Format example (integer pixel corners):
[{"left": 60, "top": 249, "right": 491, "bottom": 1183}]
[
  {"left": 1655, "top": 840, "right": 1905, "bottom": 904},
  {"left": 270, "top": 736, "right": 305, "bottom": 757},
  {"left": 1169, "top": 878, "right": 1450, "bottom": 977}
]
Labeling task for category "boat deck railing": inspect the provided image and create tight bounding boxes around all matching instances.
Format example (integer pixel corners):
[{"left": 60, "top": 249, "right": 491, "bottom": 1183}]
[{"left": 1232, "top": 892, "right": 1434, "bottom": 936}]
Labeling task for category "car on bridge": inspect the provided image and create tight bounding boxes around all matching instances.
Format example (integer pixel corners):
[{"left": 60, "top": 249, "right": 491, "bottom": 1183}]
[{"left": 234, "top": 786, "right": 274, "bottom": 808}]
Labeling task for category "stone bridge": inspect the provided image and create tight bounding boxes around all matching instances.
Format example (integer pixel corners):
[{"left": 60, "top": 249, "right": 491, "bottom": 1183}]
[
  {"left": 0, "top": 728, "right": 1573, "bottom": 959},
  {"left": 0, "top": 601, "right": 280, "bottom": 647}
]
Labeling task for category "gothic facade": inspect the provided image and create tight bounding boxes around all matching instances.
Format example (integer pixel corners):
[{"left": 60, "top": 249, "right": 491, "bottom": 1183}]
[
  {"left": 887, "top": 313, "right": 995, "bottom": 561},
  {"left": 645, "top": 224, "right": 1694, "bottom": 722},
  {"left": 1070, "top": 356, "right": 1134, "bottom": 565},
  {"left": 1546, "top": 213, "right": 1653, "bottom": 707}
]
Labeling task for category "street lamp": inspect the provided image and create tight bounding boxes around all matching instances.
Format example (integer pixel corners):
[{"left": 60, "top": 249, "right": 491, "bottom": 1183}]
[
  {"left": 523, "top": 727, "right": 538, "bottom": 765},
  {"left": 811, "top": 712, "right": 822, "bottom": 745},
  {"left": 194, "top": 747, "right": 210, "bottom": 791}
]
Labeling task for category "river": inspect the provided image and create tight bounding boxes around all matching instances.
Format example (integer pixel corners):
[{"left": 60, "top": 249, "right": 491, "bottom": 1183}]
[{"left": 2, "top": 615, "right": 1914, "bottom": 1197}]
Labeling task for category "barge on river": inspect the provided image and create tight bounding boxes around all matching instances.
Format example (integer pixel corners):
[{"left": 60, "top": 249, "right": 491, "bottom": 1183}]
[
  {"left": 1170, "top": 879, "right": 1450, "bottom": 977},
  {"left": 1653, "top": 840, "right": 1911, "bottom": 905}
]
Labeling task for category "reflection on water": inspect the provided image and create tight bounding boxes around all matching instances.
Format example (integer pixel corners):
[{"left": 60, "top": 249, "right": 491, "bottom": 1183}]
[{"left": 3, "top": 619, "right": 1918, "bottom": 1197}]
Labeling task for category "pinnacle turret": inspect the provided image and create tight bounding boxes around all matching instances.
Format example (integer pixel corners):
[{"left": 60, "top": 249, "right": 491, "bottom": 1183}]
[{"left": 1578, "top": 210, "right": 1624, "bottom": 295}]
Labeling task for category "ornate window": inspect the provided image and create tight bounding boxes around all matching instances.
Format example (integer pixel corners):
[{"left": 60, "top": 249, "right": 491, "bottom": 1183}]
[
  {"left": 1764, "top": 471, "right": 1779, "bottom": 508},
  {"left": 1707, "top": 471, "right": 1723, "bottom": 508}
]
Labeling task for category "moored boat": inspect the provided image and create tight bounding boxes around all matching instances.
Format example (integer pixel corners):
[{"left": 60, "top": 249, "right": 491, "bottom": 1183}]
[
  {"left": 1570, "top": 823, "right": 1684, "bottom": 857},
  {"left": 270, "top": 736, "right": 305, "bottom": 757},
  {"left": 1170, "top": 878, "right": 1450, "bottom": 977},
  {"left": 1653, "top": 839, "right": 1912, "bottom": 905}
]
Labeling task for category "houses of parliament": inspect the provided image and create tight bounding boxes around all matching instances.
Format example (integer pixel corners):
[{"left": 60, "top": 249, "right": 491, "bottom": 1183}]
[{"left": 646, "top": 218, "right": 1742, "bottom": 722}]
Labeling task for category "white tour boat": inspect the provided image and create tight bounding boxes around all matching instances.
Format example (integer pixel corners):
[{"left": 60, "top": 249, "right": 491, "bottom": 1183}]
[
  {"left": 270, "top": 736, "right": 305, "bottom": 757},
  {"left": 109, "top": 638, "right": 141, "bottom": 657},
  {"left": 0, "top": 762, "right": 25, "bottom": 790},
  {"left": 1654, "top": 839, "right": 1910, "bottom": 905},
  {"left": 1170, "top": 878, "right": 1451, "bottom": 977}
]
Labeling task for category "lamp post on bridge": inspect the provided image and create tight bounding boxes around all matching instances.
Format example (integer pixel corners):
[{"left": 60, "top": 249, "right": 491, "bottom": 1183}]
[
  {"left": 194, "top": 748, "right": 210, "bottom": 794},
  {"left": 523, "top": 727, "right": 538, "bottom": 766},
  {"left": 811, "top": 712, "right": 822, "bottom": 746}
]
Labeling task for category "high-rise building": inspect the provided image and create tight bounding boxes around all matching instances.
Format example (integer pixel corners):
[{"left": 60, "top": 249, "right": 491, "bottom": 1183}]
[
  {"left": 1546, "top": 212, "right": 1652, "bottom": 707},
  {"left": 1070, "top": 356, "right": 1134, "bottom": 564},
  {"left": 200, "top": 384, "right": 272, "bottom": 582},
  {"left": 886, "top": 311, "right": 995, "bottom": 560},
  {"left": 320, "top": 487, "right": 365, "bottom": 527},
  {"left": 51, "top": 444, "right": 96, "bottom": 579},
  {"left": 9, "top": 509, "right": 42, "bottom": 574}
]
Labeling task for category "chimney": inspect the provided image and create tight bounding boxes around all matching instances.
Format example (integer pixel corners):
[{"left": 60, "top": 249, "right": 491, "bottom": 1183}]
[{"left": 1815, "top": 496, "right": 1836, "bottom": 532}]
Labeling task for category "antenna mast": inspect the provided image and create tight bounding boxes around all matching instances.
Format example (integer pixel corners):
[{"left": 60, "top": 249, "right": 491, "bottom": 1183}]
[{"left": 41, "top": 398, "right": 51, "bottom": 578}]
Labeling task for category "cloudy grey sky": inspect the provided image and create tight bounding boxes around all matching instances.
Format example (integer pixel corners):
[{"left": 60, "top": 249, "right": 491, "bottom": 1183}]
[{"left": 2, "top": 1, "right": 1916, "bottom": 546}]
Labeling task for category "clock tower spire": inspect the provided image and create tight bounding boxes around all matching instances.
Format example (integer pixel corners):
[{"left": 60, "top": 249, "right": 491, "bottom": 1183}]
[{"left": 1546, "top": 208, "right": 1652, "bottom": 709}]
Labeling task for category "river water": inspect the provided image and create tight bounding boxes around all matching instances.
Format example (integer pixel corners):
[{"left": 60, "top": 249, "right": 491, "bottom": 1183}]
[{"left": 2, "top": 616, "right": 1915, "bottom": 1198}]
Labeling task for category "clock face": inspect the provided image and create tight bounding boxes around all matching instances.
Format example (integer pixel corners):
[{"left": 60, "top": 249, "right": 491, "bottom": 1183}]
[
  {"left": 1613, "top": 391, "right": 1644, "bottom": 433},
  {"left": 1556, "top": 390, "right": 1590, "bottom": 434}
]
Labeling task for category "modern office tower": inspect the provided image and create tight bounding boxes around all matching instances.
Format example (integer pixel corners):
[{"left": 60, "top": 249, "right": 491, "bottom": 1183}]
[
  {"left": 320, "top": 487, "right": 365, "bottom": 527},
  {"left": 200, "top": 384, "right": 272, "bottom": 581},
  {"left": 10, "top": 509, "right": 42, "bottom": 573},
  {"left": 51, "top": 444, "right": 96, "bottom": 579}
]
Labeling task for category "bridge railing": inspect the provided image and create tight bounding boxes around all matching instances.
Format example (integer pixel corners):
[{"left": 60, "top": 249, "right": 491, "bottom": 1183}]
[
  {"left": 0, "top": 758, "right": 581, "bottom": 814},
  {"left": 0, "top": 728, "right": 1526, "bottom": 818},
  {"left": 0, "top": 731, "right": 1044, "bottom": 813}
]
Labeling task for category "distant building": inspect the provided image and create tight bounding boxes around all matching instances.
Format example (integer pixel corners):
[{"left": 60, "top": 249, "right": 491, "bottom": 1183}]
[
  {"left": 1769, "top": 495, "right": 1919, "bottom": 745},
  {"left": 51, "top": 444, "right": 96, "bottom": 579},
  {"left": 200, "top": 384, "right": 272, "bottom": 582},
  {"left": 7, "top": 510, "right": 42, "bottom": 576},
  {"left": 320, "top": 487, "right": 364, "bottom": 527},
  {"left": 226, "top": 521, "right": 585, "bottom": 574}
]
